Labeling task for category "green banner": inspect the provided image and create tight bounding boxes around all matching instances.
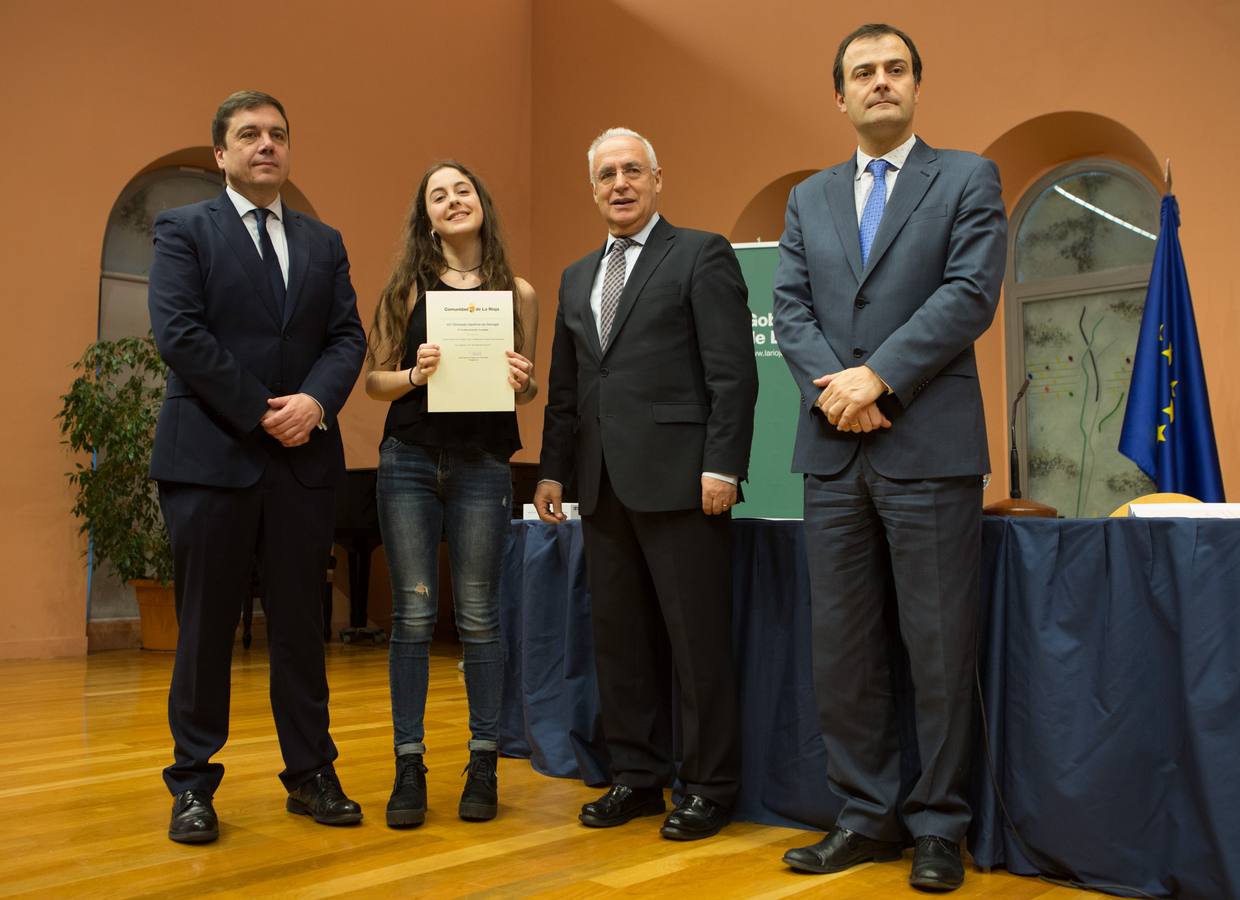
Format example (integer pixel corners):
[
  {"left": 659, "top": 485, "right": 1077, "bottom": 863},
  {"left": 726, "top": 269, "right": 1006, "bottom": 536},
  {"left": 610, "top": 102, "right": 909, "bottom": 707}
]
[{"left": 733, "top": 242, "right": 802, "bottom": 519}]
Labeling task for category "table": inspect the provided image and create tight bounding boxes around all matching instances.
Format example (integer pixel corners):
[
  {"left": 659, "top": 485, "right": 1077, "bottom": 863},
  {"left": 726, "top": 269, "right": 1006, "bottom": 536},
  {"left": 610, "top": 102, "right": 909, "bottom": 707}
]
[{"left": 497, "top": 517, "right": 1240, "bottom": 898}]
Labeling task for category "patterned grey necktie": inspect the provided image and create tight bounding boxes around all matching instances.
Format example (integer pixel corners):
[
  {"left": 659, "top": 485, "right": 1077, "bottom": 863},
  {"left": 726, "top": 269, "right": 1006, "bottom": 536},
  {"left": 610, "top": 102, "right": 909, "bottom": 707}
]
[{"left": 598, "top": 237, "right": 634, "bottom": 349}]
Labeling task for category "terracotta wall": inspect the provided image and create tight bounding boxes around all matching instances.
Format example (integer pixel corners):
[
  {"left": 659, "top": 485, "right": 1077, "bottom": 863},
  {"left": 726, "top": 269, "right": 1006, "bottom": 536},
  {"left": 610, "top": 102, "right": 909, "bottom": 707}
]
[
  {"left": 526, "top": 0, "right": 1238, "bottom": 514},
  {"left": 0, "top": 0, "right": 532, "bottom": 658},
  {"left": 3, "top": 0, "right": 1236, "bottom": 658}
]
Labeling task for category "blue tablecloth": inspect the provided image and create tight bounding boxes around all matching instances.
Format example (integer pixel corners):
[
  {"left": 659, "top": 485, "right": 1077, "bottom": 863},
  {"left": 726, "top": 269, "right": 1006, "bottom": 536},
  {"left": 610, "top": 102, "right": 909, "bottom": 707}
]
[{"left": 497, "top": 516, "right": 1240, "bottom": 898}]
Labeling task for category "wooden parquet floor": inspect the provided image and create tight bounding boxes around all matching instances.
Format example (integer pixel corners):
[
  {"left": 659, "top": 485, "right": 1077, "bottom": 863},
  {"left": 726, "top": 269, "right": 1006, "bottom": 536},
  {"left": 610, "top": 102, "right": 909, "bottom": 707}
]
[{"left": 0, "top": 642, "right": 1093, "bottom": 899}]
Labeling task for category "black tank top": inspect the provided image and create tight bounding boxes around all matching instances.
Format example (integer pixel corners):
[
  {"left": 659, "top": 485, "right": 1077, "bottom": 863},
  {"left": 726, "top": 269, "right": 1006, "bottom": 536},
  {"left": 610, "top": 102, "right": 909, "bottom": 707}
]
[{"left": 381, "top": 278, "right": 521, "bottom": 459}]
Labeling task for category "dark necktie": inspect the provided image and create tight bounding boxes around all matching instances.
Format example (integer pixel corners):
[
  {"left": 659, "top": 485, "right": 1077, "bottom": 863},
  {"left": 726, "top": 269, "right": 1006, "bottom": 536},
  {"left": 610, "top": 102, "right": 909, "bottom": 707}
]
[
  {"left": 859, "top": 158, "right": 891, "bottom": 266},
  {"left": 254, "top": 207, "right": 287, "bottom": 317},
  {"left": 598, "top": 237, "right": 634, "bottom": 350}
]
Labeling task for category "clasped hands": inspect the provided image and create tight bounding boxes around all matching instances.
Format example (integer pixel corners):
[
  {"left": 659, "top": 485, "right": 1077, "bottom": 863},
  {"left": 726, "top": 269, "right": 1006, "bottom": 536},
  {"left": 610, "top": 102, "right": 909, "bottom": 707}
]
[
  {"left": 261, "top": 393, "right": 321, "bottom": 447},
  {"left": 815, "top": 365, "right": 892, "bottom": 433},
  {"left": 407, "top": 343, "right": 534, "bottom": 394}
]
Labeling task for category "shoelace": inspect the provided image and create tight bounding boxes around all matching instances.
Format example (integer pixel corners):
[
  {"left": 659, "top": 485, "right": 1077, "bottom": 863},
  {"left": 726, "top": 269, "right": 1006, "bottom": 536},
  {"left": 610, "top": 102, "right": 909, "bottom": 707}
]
[
  {"left": 462, "top": 757, "right": 496, "bottom": 782},
  {"left": 178, "top": 790, "right": 210, "bottom": 809},
  {"left": 309, "top": 773, "right": 345, "bottom": 800},
  {"left": 396, "top": 758, "right": 425, "bottom": 786}
]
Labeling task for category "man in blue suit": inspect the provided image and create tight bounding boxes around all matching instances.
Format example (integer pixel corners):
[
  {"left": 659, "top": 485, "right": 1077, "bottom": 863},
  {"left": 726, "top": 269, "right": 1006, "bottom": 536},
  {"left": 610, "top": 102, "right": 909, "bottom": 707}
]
[
  {"left": 772, "top": 25, "right": 1007, "bottom": 891},
  {"left": 148, "top": 91, "right": 366, "bottom": 843}
]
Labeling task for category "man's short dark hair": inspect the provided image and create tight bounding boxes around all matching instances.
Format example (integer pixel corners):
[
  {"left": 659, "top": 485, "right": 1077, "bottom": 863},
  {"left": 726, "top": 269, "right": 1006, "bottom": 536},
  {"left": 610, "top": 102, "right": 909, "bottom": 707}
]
[
  {"left": 211, "top": 90, "right": 289, "bottom": 149},
  {"left": 832, "top": 24, "right": 922, "bottom": 95}
]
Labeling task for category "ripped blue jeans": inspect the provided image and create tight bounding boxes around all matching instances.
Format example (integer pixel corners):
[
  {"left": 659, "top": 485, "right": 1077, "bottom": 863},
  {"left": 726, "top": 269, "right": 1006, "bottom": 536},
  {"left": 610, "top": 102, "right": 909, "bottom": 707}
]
[{"left": 376, "top": 437, "right": 510, "bottom": 756}]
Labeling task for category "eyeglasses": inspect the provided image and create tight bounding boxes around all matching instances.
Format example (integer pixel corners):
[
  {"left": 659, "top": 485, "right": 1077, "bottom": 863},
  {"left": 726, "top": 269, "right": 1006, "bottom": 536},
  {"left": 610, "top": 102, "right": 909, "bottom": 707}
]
[{"left": 595, "top": 163, "right": 652, "bottom": 187}]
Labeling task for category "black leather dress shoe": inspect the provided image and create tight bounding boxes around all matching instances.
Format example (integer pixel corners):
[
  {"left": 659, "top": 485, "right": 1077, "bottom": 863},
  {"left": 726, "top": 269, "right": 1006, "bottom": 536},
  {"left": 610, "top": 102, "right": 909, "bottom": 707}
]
[
  {"left": 783, "top": 826, "right": 904, "bottom": 873},
  {"left": 169, "top": 790, "right": 219, "bottom": 844},
  {"left": 286, "top": 771, "right": 362, "bottom": 825},
  {"left": 910, "top": 835, "right": 964, "bottom": 891},
  {"left": 579, "top": 784, "right": 665, "bottom": 827},
  {"left": 660, "top": 794, "right": 729, "bottom": 840}
]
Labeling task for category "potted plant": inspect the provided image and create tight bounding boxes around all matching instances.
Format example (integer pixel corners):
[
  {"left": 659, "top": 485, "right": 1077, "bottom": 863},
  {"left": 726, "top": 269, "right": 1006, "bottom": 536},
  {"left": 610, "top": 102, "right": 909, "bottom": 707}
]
[{"left": 57, "top": 335, "right": 177, "bottom": 650}]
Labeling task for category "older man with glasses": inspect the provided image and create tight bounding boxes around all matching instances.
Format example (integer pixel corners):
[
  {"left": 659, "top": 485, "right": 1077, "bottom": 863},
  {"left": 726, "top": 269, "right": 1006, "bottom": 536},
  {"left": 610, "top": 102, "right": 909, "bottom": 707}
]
[{"left": 535, "top": 127, "right": 758, "bottom": 841}]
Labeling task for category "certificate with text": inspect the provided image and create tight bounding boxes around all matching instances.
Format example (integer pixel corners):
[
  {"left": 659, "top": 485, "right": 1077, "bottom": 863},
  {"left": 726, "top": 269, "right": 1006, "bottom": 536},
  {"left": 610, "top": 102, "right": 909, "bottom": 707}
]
[{"left": 425, "top": 290, "right": 514, "bottom": 413}]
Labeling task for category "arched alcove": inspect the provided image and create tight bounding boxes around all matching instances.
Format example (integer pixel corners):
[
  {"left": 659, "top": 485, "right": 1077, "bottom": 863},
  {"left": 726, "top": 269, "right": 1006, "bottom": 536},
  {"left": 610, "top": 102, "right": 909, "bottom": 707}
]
[
  {"left": 89, "top": 153, "right": 319, "bottom": 629},
  {"left": 730, "top": 170, "right": 818, "bottom": 243},
  {"left": 98, "top": 150, "right": 320, "bottom": 343},
  {"left": 128, "top": 146, "right": 318, "bottom": 218},
  {"left": 976, "top": 112, "right": 1162, "bottom": 505},
  {"left": 983, "top": 112, "right": 1162, "bottom": 210}
]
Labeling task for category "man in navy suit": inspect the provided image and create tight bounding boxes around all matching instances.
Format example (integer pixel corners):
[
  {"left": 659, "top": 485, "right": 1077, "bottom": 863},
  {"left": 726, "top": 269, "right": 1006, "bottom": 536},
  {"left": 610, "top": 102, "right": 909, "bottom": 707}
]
[
  {"left": 772, "top": 25, "right": 1007, "bottom": 891},
  {"left": 535, "top": 128, "right": 757, "bottom": 840},
  {"left": 148, "top": 90, "right": 366, "bottom": 843}
]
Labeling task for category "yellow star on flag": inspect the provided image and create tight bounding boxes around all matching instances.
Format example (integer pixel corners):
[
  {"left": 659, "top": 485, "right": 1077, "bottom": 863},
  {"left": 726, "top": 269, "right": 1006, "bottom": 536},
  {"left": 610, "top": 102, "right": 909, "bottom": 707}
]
[
  {"left": 1157, "top": 424, "right": 1167, "bottom": 442},
  {"left": 1162, "top": 345, "right": 1173, "bottom": 365},
  {"left": 1162, "top": 401, "right": 1174, "bottom": 423}
]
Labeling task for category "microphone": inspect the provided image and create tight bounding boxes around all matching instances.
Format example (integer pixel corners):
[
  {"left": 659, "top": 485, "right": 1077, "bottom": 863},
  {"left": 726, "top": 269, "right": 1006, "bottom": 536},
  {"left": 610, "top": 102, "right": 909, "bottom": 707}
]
[
  {"left": 983, "top": 373, "right": 1056, "bottom": 517},
  {"left": 1008, "top": 375, "right": 1031, "bottom": 499}
]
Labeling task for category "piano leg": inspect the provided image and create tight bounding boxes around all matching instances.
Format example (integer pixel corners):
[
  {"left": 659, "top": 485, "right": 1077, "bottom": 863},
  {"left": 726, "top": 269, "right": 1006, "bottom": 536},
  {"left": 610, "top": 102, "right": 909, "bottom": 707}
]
[{"left": 339, "top": 535, "right": 386, "bottom": 645}]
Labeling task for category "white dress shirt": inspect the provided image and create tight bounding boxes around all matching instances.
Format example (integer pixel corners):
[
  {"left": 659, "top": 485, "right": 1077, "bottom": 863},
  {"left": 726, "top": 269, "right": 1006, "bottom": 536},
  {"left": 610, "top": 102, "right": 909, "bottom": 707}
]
[
  {"left": 537, "top": 212, "right": 734, "bottom": 490},
  {"left": 584, "top": 212, "right": 734, "bottom": 488},
  {"left": 853, "top": 133, "right": 918, "bottom": 223},
  {"left": 849, "top": 134, "right": 916, "bottom": 396},
  {"left": 224, "top": 186, "right": 326, "bottom": 427},
  {"left": 225, "top": 185, "right": 290, "bottom": 287},
  {"left": 588, "top": 212, "right": 662, "bottom": 339}
]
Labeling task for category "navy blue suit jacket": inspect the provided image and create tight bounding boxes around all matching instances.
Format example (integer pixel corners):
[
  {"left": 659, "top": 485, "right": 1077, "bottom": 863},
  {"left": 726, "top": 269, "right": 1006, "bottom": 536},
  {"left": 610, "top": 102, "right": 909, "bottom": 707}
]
[
  {"left": 773, "top": 139, "right": 1007, "bottom": 479},
  {"left": 148, "top": 193, "right": 365, "bottom": 489}
]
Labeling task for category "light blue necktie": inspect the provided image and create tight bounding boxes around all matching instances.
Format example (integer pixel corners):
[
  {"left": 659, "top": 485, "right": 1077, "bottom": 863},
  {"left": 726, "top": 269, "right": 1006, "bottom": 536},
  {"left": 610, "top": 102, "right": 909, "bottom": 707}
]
[{"left": 859, "top": 158, "right": 891, "bottom": 266}]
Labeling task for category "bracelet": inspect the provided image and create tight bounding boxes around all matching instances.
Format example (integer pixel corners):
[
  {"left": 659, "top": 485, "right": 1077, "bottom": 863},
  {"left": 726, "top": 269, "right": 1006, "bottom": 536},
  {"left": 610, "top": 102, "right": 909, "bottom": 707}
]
[{"left": 408, "top": 366, "right": 416, "bottom": 386}]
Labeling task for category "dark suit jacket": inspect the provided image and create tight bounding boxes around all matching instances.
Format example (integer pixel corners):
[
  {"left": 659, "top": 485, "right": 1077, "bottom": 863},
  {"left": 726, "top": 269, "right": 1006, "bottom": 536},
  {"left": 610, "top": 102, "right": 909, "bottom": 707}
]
[
  {"left": 148, "top": 193, "right": 365, "bottom": 489},
  {"left": 539, "top": 216, "right": 757, "bottom": 514},
  {"left": 772, "top": 138, "right": 1007, "bottom": 479}
]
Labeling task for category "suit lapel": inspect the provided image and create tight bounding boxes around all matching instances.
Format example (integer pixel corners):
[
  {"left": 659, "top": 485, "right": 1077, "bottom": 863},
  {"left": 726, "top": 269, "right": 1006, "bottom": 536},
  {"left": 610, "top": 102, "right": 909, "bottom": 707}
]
[
  {"left": 825, "top": 161, "right": 864, "bottom": 284},
  {"left": 207, "top": 194, "right": 283, "bottom": 327},
  {"left": 603, "top": 217, "right": 673, "bottom": 357},
  {"left": 861, "top": 138, "right": 939, "bottom": 280},
  {"left": 568, "top": 247, "right": 605, "bottom": 360},
  {"left": 282, "top": 208, "right": 309, "bottom": 326}
]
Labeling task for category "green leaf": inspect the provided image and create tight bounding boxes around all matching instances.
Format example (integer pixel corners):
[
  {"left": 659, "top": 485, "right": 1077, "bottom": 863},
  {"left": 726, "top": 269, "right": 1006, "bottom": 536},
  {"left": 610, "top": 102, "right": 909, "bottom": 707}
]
[{"left": 56, "top": 334, "right": 173, "bottom": 584}]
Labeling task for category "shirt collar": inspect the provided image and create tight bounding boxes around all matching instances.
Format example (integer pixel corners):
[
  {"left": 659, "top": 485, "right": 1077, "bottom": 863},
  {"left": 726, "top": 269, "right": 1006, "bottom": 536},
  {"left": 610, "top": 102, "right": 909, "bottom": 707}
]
[
  {"left": 605, "top": 211, "right": 661, "bottom": 253},
  {"left": 854, "top": 134, "right": 918, "bottom": 181},
  {"left": 225, "top": 184, "right": 284, "bottom": 221}
]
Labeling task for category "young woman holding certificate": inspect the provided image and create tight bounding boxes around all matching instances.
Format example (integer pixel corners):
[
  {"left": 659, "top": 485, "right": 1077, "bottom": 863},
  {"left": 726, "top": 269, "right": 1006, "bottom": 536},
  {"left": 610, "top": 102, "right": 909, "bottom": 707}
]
[{"left": 364, "top": 161, "right": 538, "bottom": 828}]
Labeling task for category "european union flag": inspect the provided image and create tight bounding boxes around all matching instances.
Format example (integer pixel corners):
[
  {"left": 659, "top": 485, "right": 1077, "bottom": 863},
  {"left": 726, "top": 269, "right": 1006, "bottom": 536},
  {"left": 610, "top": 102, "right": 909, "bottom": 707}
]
[{"left": 1119, "top": 195, "right": 1225, "bottom": 501}]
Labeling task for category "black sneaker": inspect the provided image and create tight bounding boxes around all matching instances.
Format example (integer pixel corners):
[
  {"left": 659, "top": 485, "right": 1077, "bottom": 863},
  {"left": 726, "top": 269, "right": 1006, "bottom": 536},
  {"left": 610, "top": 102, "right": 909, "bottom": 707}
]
[
  {"left": 459, "top": 750, "right": 498, "bottom": 821},
  {"left": 386, "top": 754, "right": 428, "bottom": 828}
]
